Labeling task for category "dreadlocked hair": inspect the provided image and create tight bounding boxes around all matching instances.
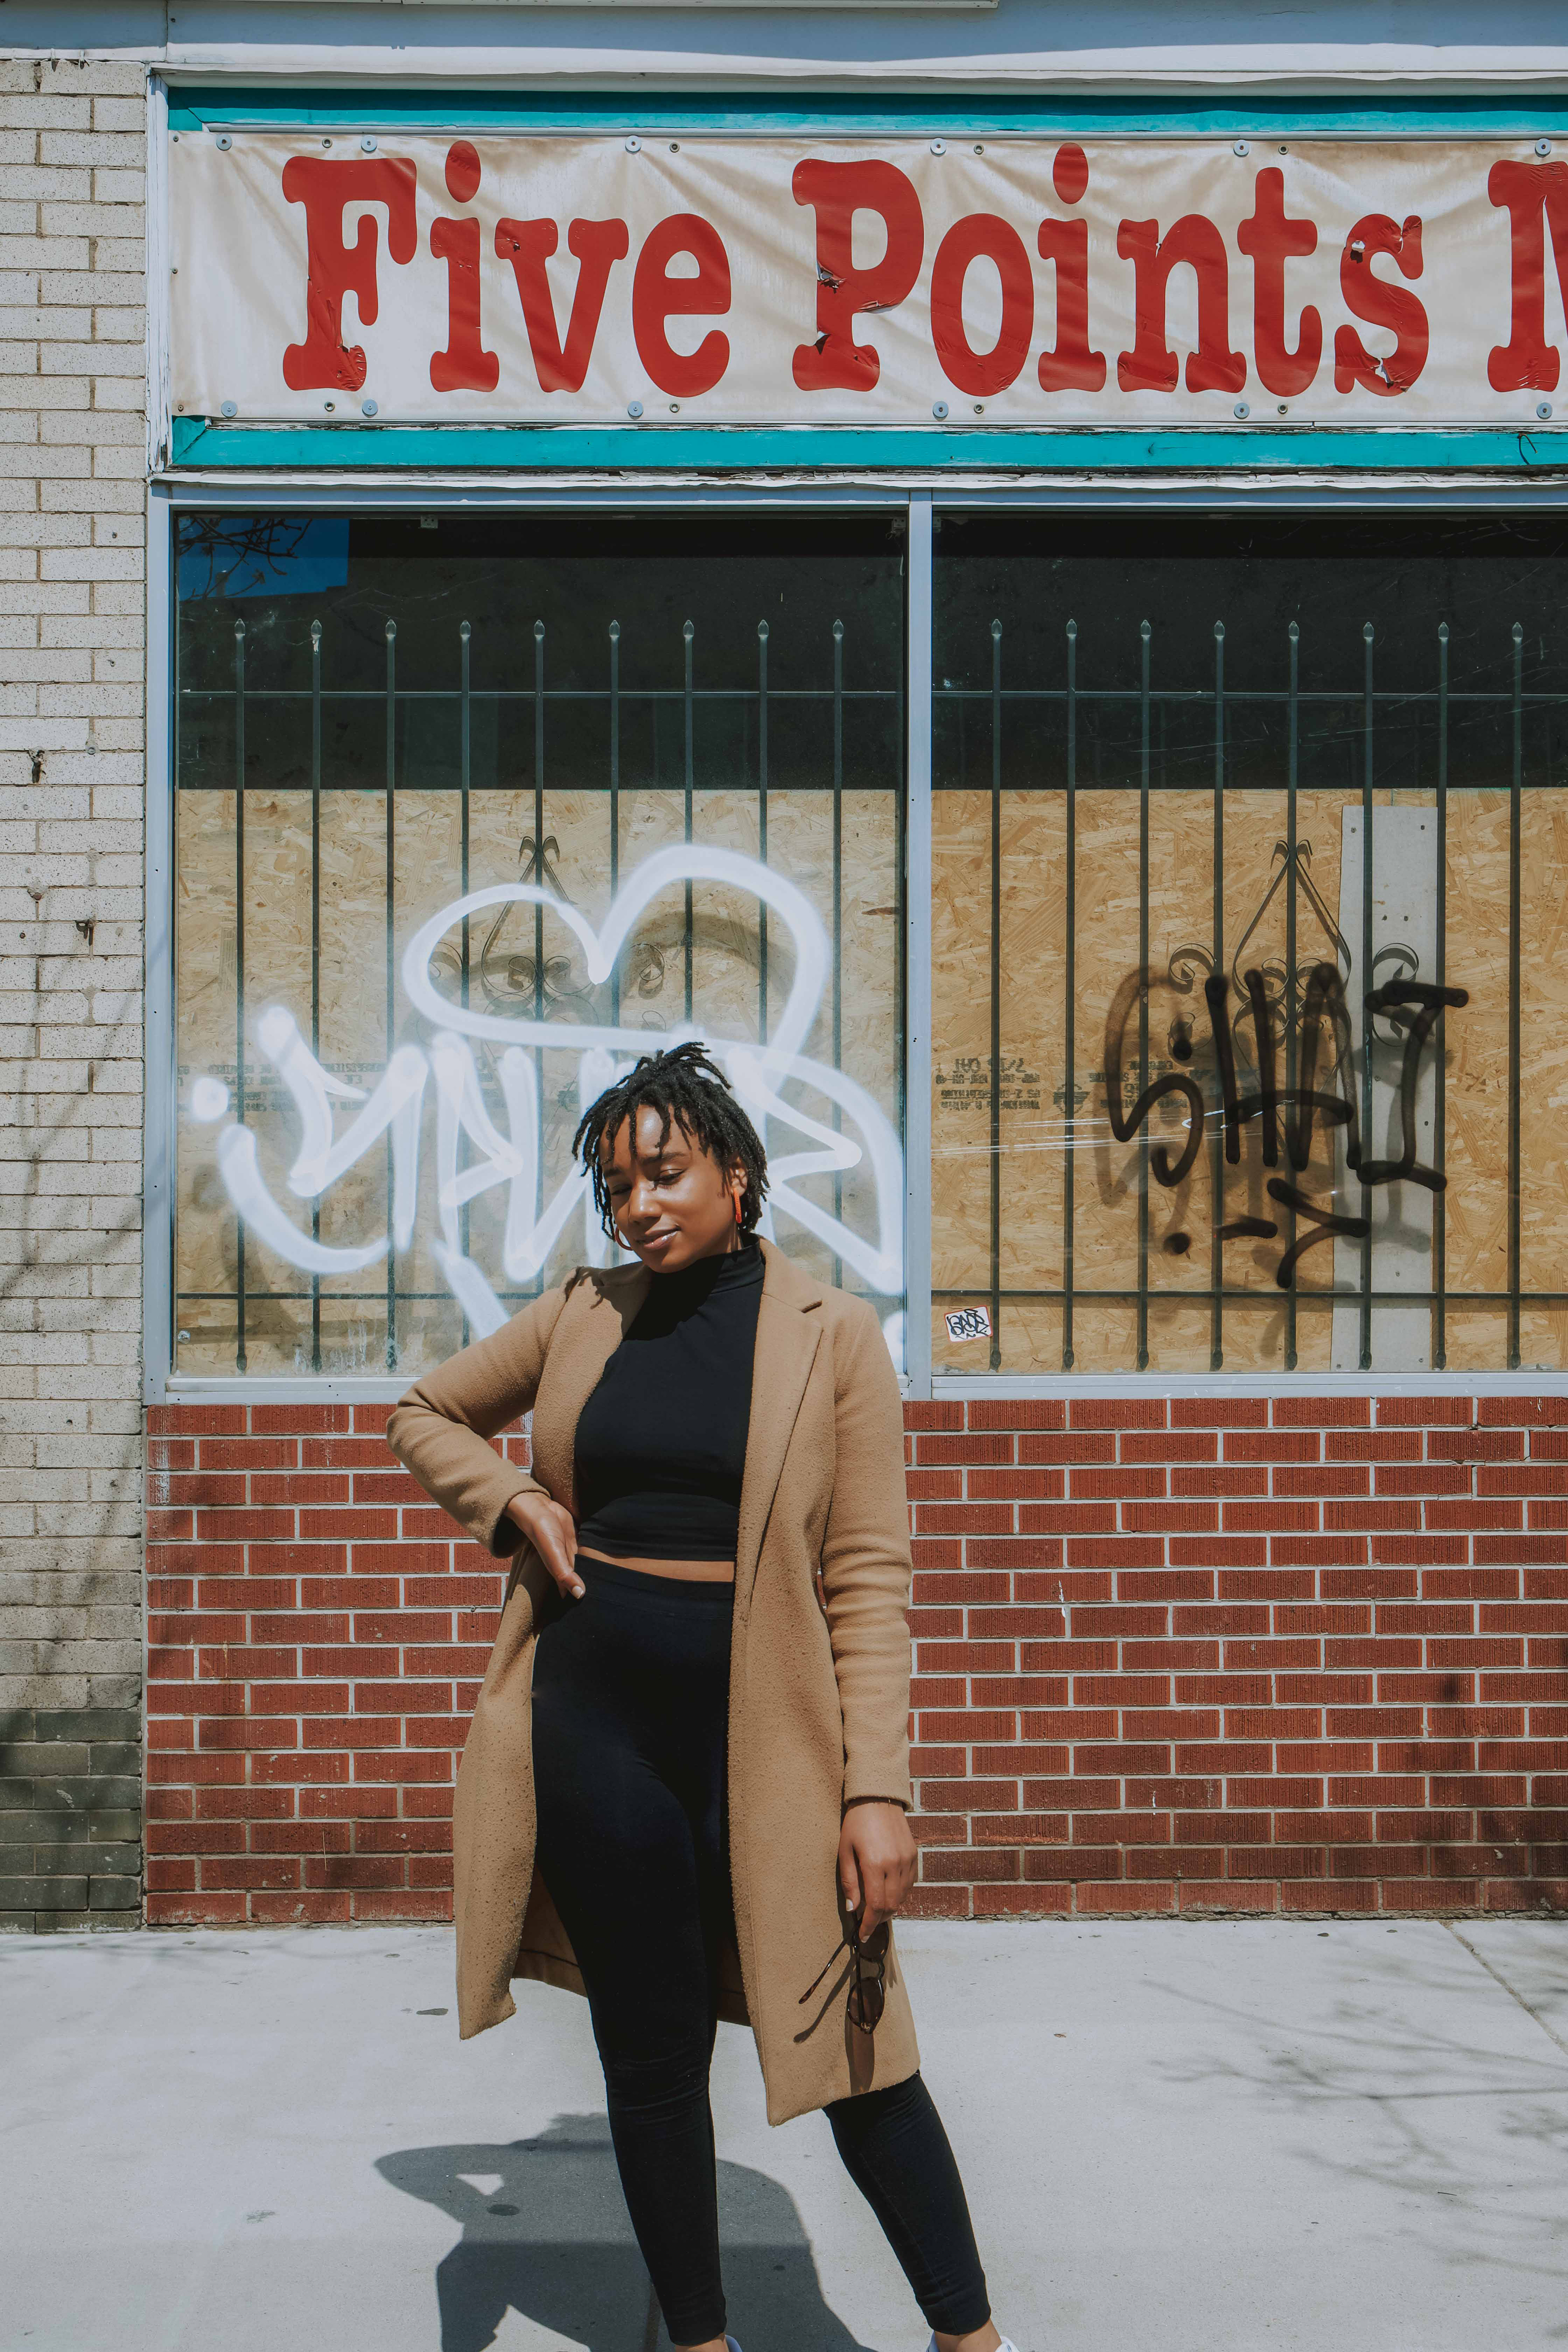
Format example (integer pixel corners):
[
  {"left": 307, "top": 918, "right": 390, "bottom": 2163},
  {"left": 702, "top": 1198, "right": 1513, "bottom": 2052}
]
[{"left": 572, "top": 1040, "right": 769, "bottom": 1242}]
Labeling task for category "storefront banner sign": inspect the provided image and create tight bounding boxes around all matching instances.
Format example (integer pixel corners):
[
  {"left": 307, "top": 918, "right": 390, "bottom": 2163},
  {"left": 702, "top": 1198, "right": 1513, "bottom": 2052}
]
[{"left": 169, "top": 132, "right": 1568, "bottom": 428}]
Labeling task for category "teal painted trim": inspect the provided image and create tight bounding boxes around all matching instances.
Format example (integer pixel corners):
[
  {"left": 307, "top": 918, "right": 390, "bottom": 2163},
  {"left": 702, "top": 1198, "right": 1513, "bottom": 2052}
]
[
  {"left": 167, "top": 87, "right": 1568, "bottom": 138},
  {"left": 169, "top": 415, "right": 1568, "bottom": 473}
]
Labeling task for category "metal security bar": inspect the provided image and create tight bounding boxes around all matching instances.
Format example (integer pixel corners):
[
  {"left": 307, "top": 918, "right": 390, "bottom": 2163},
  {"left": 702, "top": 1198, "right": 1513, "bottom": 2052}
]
[
  {"left": 174, "top": 573, "right": 905, "bottom": 1378},
  {"left": 933, "top": 604, "right": 1561, "bottom": 1378}
]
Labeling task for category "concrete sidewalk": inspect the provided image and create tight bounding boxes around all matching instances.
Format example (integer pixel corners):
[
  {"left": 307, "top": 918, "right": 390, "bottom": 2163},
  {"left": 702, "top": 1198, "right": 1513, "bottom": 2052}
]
[{"left": 2, "top": 1918, "right": 1566, "bottom": 2352}]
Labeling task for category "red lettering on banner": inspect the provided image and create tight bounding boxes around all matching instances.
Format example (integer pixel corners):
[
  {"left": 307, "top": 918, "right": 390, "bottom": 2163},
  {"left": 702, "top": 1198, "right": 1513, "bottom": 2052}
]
[
  {"left": 1052, "top": 141, "right": 1090, "bottom": 208},
  {"left": 444, "top": 141, "right": 481, "bottom": 208},
  {"left": 496, "top": 218, "right": 630, "bottom": 393},
  {"left": 1486, "top": 160, "right": 1568, "bottom": 392},
  {"left": 280, "top": 156, "right": 418, "bottom": 393},
  {"left": 1236, "top": 166, "right": 1321, "bottom": 397},
  {"left": 1334, "top": 214, "right": 1427, "bottom": 396},
  {"left": 1037, "top": 145, "right": 1106, "bottom": 393},
  {"left": 791, "top": 160, "right": 924, "bottom": 392},
  {"left": 1116, "top": 214, "right": 1246, "bottom": 395},
  {"left": 430, "top": 143, "right": 499, "bottom": 393},
  {"left": 931, "top": 215, "right": 1033, "bottom": 395},
  {"left": 632, "top": 215, "right": 732, "bottom": 397}
]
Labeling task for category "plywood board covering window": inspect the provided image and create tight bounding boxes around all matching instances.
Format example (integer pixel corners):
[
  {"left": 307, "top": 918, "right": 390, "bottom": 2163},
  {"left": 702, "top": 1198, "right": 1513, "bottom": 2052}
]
[
  {"left": 931, "top": 514, "right": 1568, "bottom": 1377},
  {"left": 172, "top": 513, "right": 906, "bottom": 1379}
]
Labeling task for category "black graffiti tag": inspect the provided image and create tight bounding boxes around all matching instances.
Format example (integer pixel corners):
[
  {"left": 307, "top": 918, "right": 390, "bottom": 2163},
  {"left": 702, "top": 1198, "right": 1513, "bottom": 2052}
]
[{"left": 1102, "top": 962, "right": 1467, "bottom": 1291}]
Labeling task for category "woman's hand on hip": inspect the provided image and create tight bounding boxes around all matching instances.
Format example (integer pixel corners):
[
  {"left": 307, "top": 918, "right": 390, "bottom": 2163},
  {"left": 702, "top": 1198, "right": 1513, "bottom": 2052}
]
[
  {"left": 838, "top": 1799, "right": 916, "bottom": 1940},
  {"left": 504, "top": 1491, "right": 584, "bottom": 1599}
]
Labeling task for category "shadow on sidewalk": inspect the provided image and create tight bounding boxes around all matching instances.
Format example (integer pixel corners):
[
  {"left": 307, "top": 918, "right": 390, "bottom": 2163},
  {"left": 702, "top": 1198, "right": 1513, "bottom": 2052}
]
[
  {"left": 377, "top": 2113, "right": 870, "bottom": 2352},
  {"left": 1144, "top": 1926, "right": 1568, "bottom": 2331}
]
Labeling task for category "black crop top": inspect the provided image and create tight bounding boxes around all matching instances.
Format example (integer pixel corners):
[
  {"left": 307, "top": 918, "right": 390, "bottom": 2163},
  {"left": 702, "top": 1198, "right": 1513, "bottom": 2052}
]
[{"left": 573, "top": 1239, "right": 765, "bottom": 1561}]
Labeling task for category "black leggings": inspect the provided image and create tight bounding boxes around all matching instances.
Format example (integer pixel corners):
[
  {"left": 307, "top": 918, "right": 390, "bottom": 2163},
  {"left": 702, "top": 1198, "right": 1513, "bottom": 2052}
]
[{"left": 531, "top": 1556, "right": 991, "bottom": 2348}]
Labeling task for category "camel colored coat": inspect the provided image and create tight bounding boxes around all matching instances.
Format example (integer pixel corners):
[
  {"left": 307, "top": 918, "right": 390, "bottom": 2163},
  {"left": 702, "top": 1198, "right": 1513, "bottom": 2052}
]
[{"left": 385, "top": 1238, "right": 920, "bottom": 2126}]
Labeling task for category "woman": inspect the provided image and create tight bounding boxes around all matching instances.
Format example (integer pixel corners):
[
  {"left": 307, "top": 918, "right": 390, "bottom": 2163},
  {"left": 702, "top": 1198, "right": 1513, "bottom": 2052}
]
[{"left": 388, "top": 1042, "right": 1018, "bottom": 2352}]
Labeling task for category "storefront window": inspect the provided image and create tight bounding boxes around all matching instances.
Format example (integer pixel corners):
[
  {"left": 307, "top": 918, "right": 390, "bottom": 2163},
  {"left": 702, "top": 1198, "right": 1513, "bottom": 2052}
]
[
  {"left": 170, "top": 502, "right": 1568, "bottom": 1388},
  {"left": 172, "top": 513, "right": 906, "bottom": 1378},
  {"left": 932, "top": 515, "right": 1568, "bottom": 1377}
]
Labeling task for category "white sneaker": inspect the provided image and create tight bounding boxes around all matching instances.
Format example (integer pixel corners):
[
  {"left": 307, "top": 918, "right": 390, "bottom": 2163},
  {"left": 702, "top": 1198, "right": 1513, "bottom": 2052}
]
[{"left": 924, "top": 2339, "right": 1021, "bottom": 2352}]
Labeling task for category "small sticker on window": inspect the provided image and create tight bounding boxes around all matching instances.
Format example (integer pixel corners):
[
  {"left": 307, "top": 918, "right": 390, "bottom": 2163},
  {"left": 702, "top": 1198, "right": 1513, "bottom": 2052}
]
[{"left": 944, "top": 1306, "right": 993, "bottom": 1342}]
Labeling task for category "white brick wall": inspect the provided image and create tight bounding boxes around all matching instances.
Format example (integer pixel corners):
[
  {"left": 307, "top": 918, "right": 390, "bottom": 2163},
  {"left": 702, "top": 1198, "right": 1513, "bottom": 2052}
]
[{"left": 0, "top": 57, "right": 146, "bottom": 1928}]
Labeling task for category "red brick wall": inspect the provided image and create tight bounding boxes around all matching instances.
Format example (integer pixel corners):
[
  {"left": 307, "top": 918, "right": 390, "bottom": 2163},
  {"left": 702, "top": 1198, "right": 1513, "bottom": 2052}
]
[{"left": 145, "top": 1394, "right": 1568, "bottom": 1926}]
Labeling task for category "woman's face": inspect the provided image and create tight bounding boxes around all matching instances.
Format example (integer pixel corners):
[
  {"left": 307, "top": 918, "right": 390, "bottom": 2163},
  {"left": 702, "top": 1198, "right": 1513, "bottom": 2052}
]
[{"left": 600, "top": 1106, "right": 743, "bottom": 1272}]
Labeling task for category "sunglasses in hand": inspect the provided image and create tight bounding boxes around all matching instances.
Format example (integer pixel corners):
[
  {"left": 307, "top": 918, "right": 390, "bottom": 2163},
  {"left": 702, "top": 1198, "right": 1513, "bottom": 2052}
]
[{"left": 799, "top": 1912, "right": 891, "bottom": 2036}]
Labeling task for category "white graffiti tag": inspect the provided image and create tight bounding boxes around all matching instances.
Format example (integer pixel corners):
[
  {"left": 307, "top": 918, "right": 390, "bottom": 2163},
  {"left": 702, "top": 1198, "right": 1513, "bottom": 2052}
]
[{"left": 189, "top": 845, "right": 904, "bottom": 1357}]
